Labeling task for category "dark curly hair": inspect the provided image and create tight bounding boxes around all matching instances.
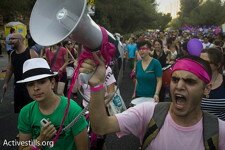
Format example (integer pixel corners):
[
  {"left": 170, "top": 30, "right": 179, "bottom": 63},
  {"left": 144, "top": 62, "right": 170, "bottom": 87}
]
[{"left": 136, "top": 40, "right": 152, "bottom": 49}]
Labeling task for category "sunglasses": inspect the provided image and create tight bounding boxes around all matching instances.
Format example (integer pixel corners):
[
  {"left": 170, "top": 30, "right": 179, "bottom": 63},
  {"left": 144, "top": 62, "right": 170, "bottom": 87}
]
[{"left": 139, "top": 47, "right": 149, "bottom": 51}]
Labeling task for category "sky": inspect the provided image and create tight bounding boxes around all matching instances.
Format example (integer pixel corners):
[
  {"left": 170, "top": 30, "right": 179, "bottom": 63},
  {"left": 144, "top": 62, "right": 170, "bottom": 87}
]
[{"left": 156, "top": 0, "right": 180, "bottom": 19}]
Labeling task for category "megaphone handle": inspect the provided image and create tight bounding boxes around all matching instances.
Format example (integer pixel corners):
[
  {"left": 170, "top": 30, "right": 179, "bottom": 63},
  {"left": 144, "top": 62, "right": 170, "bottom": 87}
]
[{"left": 80, "top": 72, "right": 94, "bottom": 84}]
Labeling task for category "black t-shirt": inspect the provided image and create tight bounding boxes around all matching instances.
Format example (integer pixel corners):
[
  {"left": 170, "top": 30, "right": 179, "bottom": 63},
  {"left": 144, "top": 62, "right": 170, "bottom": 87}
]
[
  {"left": 11, "top": 48, "right": 31, "bottom": 83},
  {"left": 153, "top": 51, "right": 167, "bottom": 68},
  {"left": 209, "top": 76, "right": 225, "bottom": 99}
]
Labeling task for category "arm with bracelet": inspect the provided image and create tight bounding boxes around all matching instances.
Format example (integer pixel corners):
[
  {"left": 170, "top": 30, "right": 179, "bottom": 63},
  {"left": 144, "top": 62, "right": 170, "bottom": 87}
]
[{"left": 79, "top": 53, "right": 120, "bottom": 135}]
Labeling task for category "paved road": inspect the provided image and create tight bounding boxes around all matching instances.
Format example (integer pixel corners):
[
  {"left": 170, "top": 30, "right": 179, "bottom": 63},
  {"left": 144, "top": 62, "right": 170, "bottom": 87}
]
[
  {"left": 0, "top": 54, "right": 18, "bottom": 150},
  {"left": 0, "top": 54, "right": 140, "bottom": 150}
]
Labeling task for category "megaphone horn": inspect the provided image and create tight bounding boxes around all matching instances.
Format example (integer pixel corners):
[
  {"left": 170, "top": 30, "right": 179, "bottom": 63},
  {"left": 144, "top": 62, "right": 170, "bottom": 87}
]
[{"left": 29, "top": 0, "right": 117, "bottom": 51}]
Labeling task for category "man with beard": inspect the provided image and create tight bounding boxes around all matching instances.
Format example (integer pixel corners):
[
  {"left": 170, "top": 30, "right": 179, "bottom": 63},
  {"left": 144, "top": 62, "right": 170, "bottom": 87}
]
[
  {"left": 3, "top": 33, "right": 38, "bottom": 113},
  {"left": 79, "top": 54, "right": 225, "bottom": 150}
]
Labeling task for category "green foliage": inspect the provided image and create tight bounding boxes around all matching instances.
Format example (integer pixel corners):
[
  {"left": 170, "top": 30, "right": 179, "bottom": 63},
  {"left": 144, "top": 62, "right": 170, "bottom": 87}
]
[
  {"left": 222, "top": 3, "right": 225, "bottom": 23},
  {"left": 155, "top": 13, "right": 172, "bottom": 30},
  {"left": 179, "top": 0, "right": 202, "bottom": 18},
  {"left": 0, "top": 0, "right": 36, "bottom": 23},
  {"left": 172, "top": 0, "right": 225, "bottom": 28},
  {"left": 195, "top": 0, "right": 224, "bottom": 25},
  {"left": 0, "top": 0, "right": 172, "bottom": 34},
  {"left": 92, "top": 0, "right": 171, "bottom": 34},
  {"left": 170, "top": 18, "right": 183, "bottom": 29}
]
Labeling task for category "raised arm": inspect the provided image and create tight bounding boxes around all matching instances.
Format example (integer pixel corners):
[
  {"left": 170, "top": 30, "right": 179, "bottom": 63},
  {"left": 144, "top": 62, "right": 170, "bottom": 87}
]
[{"left": 79, "top": 53, "right": 120, "bottom": 135}]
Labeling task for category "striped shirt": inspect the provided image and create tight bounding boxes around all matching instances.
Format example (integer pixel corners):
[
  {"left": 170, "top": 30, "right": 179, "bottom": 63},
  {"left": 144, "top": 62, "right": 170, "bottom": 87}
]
[{"left": 201, "top": 98, "right": 225, "bottom": 121}]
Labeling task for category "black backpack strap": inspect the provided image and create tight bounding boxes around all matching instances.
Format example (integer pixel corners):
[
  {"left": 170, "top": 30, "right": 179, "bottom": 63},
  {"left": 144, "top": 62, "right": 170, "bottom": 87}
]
[
  {"left": 141, "top": 102, "right": 171, "bottom": 150},
  {"left": 141, "top": 104, "right": 219, "bottom": 150},
  {"left": 203, "top": 111, "right": 219, "bottom": 150}
]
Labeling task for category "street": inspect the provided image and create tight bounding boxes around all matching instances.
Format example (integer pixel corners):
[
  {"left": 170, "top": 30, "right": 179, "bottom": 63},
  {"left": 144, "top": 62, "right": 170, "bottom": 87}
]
[{"left": 0, "top": 53, "right": 140, "bottom": 150}]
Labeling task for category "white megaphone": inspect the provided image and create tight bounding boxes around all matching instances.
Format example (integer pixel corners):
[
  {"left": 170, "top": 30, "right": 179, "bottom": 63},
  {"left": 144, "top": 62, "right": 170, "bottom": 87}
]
[
  {"left": 29, "top": 0, "right": 120, "bottom": 52},
  {"left": 30, "top": 0, "right": 124, "bottom": 84}
]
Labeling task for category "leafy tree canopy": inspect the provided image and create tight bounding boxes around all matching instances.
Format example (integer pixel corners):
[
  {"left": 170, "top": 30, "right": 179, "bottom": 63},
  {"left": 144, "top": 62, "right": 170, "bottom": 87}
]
[
  {"left": 0, "top": 0, "right": 172, "bottom": 35},
  {"left": 173, "top": 0, "right": 225, "bottom": 28}
]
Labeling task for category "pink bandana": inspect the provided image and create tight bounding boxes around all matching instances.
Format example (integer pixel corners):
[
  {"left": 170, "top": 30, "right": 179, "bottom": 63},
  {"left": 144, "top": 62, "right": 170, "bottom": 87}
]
[{"left": 172, "top": 58, "right": 211, "bottom": 84}]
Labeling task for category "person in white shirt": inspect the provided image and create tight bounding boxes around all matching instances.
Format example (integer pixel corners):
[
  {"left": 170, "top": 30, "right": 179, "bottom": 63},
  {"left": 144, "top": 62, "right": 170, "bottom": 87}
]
[{"left": 78, "top": 66, "right": 116, "bottom": 108}]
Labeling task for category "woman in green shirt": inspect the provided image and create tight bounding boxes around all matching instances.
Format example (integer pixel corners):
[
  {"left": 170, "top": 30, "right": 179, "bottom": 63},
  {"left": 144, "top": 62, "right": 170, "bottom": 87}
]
[{"left": 132, "top": 40, "right": 163, "bottom": 102}]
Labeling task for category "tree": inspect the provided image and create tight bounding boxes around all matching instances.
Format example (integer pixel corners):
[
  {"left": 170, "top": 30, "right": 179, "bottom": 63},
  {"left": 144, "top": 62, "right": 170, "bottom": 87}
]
[
  {"left": 222, "top": 2, "right": 225, "bottom": 23},
  {"left": 172, "top": 0, "right": 225, "bottom": 28},
  {"left": 0, "top": 0, "right": 172, "bottom": 35},
  {"left": 0, "top": 0, "right": 35, "bottom": 23},
  {"left": 190, "top": 0, "right": 224, "bottom": 25},
  {"left": 93, "top": 0, "right": 171, "bottom": 34},
  {"left": 154, "top": 13, "right": 172, "bottom": 30},
  {"left": 178, "top": 0, "right": 203, "bottom": 25}
]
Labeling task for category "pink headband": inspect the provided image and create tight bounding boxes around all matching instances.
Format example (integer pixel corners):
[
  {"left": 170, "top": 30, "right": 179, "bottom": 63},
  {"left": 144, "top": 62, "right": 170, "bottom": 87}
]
[{"left": 172, "top": 58, "right": 211, "bottom": 84}]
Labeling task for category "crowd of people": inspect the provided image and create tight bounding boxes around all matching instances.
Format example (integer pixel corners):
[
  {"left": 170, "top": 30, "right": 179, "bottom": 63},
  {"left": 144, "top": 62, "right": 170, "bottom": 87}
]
[
  {"left": 1, "top": 25, "right": 225, "bottom": 149},
  {"left": 124, "top": 28, "right": 225, "bottom": 102}
]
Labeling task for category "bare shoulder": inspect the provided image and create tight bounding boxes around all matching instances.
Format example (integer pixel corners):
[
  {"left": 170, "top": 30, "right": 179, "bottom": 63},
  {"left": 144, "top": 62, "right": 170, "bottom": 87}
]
[{"left": 30, "top": 49, "right": 38, "bottom": 58}]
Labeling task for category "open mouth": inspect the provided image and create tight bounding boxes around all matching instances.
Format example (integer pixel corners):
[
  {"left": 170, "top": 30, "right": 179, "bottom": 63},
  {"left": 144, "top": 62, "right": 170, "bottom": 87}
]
[{"left": 174, "top": 94, "right": 186, "bottom": 109}]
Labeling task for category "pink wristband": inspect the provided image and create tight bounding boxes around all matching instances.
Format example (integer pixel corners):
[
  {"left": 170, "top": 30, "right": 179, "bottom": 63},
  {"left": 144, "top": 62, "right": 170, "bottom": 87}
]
[{"left": 90, "top": 84, "right": 104, "bottom": 92}]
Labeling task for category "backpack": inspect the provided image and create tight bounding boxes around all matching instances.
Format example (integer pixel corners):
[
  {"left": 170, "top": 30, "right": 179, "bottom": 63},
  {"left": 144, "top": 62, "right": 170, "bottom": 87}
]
[{"left": 141, "top": 102, "right": 219, "bottom": 150}]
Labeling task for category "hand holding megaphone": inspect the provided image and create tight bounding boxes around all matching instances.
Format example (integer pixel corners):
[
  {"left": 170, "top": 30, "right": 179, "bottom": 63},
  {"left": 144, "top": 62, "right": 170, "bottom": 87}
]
[
  {"left": 78, "top": 26, "right": 116, "bottom": 84},
  {"left": 79, "top": 52, "right": 106, "bottom": 86}
]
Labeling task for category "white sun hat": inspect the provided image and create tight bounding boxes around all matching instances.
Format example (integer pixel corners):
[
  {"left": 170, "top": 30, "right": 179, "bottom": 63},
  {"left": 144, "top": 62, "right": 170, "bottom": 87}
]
[{"left": 17, "top": 58, "right": 58, "bottom": 83}]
